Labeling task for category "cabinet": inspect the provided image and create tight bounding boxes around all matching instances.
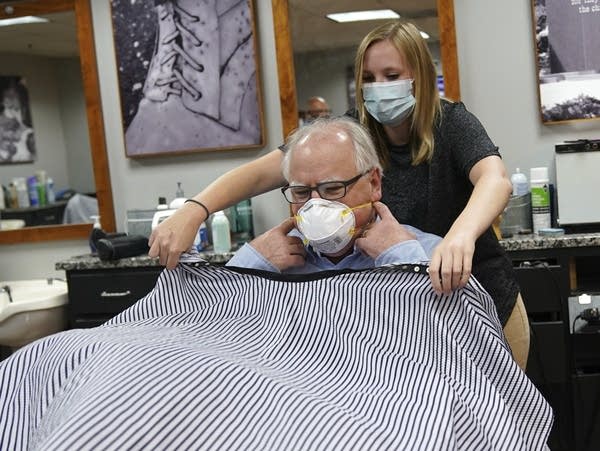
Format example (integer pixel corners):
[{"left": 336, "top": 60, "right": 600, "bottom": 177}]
[
  {"left": 57, "top": 252, "right": 233, "bottom": 329},
  {"left": 66, "top": 266, "right": 162, "bottom": 328},
  {"left": 1, "top": 201, "right": 68, "bottom": 226},
  {"left": 505, "top": 238, "right": 600, "bottom": 451},
  {"left": 511, "top": 259, "right": 571, "bottom": 450}
]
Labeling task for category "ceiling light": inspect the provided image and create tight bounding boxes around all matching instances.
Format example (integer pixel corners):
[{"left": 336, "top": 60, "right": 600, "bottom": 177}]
[
  {"left": 327, "top": 9, "right": 400, "bottom": 23},
  {"left": 420, "top": 31, "right": 430, "bottom": 39},
  {"left": 0, "top": 16, "right": 49, "bottom": 28}
]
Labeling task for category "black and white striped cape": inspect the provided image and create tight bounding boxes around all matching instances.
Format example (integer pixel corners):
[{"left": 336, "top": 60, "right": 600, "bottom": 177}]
[{"left": 0, "top": 262, "right": 552, "bottom": 450}]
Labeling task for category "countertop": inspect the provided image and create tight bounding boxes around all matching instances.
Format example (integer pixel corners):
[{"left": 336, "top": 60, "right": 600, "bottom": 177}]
[
  {"left": 56, "top": 233, "right": 600, "bottom": 271},
  {"left": 55, "top": 250, "right": 235, "bottom": 271},
  {"left": 499, "top": 232, "right": 600, "bottom": 252}
]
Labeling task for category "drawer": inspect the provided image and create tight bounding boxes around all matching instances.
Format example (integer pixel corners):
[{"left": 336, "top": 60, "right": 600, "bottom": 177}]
[
  {"left": 528, "top": 321, "right": 567, "bottom": 384},
  {"left": 67, "top": 268, "right": 162, "bottom": 317},
  {"left": 572, "top": 373, "right": 600, "bottom": 451},
  {"left": 514, "top": 264, "right": 565, "bottom": 314},
  {"left": 572, "top": 332, "right": 600, "bottom": 370}
]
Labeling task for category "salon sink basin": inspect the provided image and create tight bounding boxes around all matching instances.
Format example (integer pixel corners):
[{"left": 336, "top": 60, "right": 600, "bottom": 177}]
[
  {"left": 0, "top": 279, "right": 68, "bottom": 349},
  {"left": 0, "top": 219, "right": 26, "bottom": 230}
]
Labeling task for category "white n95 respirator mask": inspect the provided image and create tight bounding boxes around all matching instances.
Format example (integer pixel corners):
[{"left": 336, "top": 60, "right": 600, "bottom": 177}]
[
  {"left": 362, "top": 79, "right": 415, "bottom": 126},
  {"left": 295, "top": 198, "right": 370, "bottom": 255}
]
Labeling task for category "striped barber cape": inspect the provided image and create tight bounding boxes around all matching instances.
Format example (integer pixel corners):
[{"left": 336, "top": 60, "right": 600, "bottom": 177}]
[{"left": 0, "top": 262, "right": 552, "bottom": 450}]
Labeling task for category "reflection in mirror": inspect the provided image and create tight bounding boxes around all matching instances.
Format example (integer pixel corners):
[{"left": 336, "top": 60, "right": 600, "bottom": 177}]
[
  {"left": 0, "top": 0, "right": 115, "bottom": 244},
  {"left": 0, "top": 11, "right": 95, "bottom": 223},
  {"left": 290, "top": 0, "right": 441, "bottom": 122},
  {"left": 272, "top": 0, "right": 460, "bottom": 138}
]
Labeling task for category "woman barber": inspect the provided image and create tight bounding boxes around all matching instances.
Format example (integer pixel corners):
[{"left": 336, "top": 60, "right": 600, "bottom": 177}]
[{"left": 149, "top": 20, "right": 528, "bottom": 368}]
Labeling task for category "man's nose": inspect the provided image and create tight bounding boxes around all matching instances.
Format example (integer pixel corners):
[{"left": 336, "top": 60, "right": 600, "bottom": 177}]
[{"left": 310, "top": 189, "right": 322, "bottom": 199}]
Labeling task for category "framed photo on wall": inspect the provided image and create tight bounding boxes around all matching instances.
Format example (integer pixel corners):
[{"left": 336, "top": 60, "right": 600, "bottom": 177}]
[
  {"left": 0, "top": 76, "right": 36, "bottom": 164},
  {"left": 110, "top": 0, "right": 265, "bottom": 157},
  {"left": 532, "top": 0, "right": 600, "bottom": 123}
]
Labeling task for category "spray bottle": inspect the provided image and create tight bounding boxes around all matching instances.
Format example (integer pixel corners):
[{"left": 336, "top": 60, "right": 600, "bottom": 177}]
[
  {"left": 89, "top": 215, "right": 104, "bottom": 254},
  {"left": 530, "top": 167, "right": 551, "bottom": 233}
]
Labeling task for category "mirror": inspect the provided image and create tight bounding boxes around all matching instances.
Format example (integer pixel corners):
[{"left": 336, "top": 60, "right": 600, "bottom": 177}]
[
  {"left": 272, "top": 0, "right": 460, "bottom": 138},
  {"left": 0, "top": 0, "right": 115, "bottom": 244}
]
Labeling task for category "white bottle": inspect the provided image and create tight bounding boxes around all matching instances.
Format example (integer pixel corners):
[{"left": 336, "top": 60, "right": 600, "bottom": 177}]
[
  {"left": 14, "top": 177, "right": 30, "bottom": 208},
  {"left": 510, "top": 168, "right": 529, "bottom": 197},
  {"left": 46, "top": 178, "right": 56, "bottom": 204},
  {"left": 530, "top": 167, "right": 551, "bottom": 233},
  {"left": 156, "top": 197, "right": 169, "bottom": 210},
  {"left": 169, "top": 182, "right": 187, "bottom": 209},
  {"left": 0, "top": 182, "right": 5, "bottom": 210},
  {"left": 211, "top": 210, "right": 231, "bottom": 253}
]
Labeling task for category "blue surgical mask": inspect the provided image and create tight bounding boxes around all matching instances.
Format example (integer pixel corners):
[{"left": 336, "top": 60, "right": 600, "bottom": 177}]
[{"left": 362, "top": 79, "right": 415, "bottom": 126}]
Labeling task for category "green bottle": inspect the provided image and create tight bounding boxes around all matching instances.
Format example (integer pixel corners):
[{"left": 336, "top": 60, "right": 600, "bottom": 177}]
[{"left": 235, "top": 199, "right": 254, "bottom": 242}]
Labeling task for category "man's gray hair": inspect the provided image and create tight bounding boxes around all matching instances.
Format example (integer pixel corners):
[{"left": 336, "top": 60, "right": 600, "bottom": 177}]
[{"left": 281, "top": 117, "right": 383, "bottom": 180}]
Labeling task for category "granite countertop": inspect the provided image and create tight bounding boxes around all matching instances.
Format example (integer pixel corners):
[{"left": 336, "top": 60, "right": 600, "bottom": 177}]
[
  {"left": 499, "top": 232, "right": 600, "bottom": 252},
  {"left": 55, "top": 250, "right": 236, "bottom": 271},
  {"left": 56, "top": 233, "right": 600, "bottom": 270}
]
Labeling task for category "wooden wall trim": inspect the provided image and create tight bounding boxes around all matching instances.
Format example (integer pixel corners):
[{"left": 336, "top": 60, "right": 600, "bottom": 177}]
[
  {"left": 271, "top": 0, "right": 299, "bottom": 140},
  {"left": 272, "top": 0, "right": 461, "bottom": 140},
  {"left": 0, "top": 0, "right": 116, "bottom": 244},
  {"left": 75, "top": 0, "right": 116, "bottom": 232},
  {"left": 437, "top": 0, "right": 461, "bottom": 101}
]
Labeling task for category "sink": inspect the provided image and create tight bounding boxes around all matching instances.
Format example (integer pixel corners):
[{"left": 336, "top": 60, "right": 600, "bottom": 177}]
[
  {"left": 0, "top": 279, "right": 69, "bottom": 349},
  {"left": 0, "top": 219, "right": 25, "bottom": 230}
]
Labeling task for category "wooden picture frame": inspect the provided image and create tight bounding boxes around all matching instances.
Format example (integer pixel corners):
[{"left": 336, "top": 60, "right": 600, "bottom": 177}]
[
  {"left": 110, "top": 0, "right": 265, "bottom": 157},
  {"left": 532, "top": 0, "right": 600, "bottom": 123}
]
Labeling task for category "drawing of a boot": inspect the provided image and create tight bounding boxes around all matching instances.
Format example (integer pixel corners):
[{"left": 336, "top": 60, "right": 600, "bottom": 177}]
[
  {"left": 218, "top": 0, "right": 255, "bottom": 130},
  {"left": 173, "top": 0, "right": 220, "bottom": 118},
  {"left": 143, "top": 1, "right": 181, "bottom": 102}
]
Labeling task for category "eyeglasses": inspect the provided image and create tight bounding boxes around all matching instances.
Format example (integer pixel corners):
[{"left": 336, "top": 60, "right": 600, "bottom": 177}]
[{"left": 281, "top": 171, "right": 370, "bottom": 204}]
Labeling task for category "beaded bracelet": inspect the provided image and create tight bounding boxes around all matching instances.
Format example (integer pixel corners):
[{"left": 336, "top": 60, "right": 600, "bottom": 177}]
[{"left": 184, "top": 199, "right": 210, "bottom": 219}]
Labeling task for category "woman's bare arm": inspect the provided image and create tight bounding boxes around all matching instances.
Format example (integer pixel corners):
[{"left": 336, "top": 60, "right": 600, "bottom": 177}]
[
  {"left": 428, "top": 155, "right": 512, "bottom": 293},
  {"left": 149, "top": 149, "right": 286, "bottom": 269}
]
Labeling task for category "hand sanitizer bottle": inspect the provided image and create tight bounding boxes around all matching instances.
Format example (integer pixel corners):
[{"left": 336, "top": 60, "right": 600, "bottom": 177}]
[
  {"left": 170, "top": 182, "right": 187, "bottom": 209},
  {"left": 89, "top": 215, "right": 104, "bottom": 254},
  {"left": 510, "top": 168, "right": 529, "bottom": 197},
  {"left": 211, "top": 211, "right": 231, "bottom": 253}
]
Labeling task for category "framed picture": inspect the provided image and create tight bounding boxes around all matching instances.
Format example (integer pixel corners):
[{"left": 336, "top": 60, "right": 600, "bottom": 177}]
[
  {"left": 532, "top": 0, "right": 600, "bottom": 123},
  {"left": 110, "top": 0, "right": 265, "bottom": 157},
  {"left": 0, "top": 76, "right": 36, "bottom": 164}
]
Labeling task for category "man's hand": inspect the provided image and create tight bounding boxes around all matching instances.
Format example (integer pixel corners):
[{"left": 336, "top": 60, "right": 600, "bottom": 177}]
[
  {"left": 250, "top": 218, "right": 306, "bottom": 271},
  {"left": 355, "top": 202, "right": 416, "bottom": 259},
  {"left": 149, "top": 203, "right": 205, "bottom": 270}
]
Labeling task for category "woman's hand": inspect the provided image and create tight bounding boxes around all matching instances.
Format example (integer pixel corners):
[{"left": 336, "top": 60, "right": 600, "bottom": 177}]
[
  {"left": 428, "top": 230, "right": 475, "bottom": 295},
  {"left": 429, "top": 155, "right": 511, "bottom": 294},
  {"left": 148, "top": 202, "right": 206, "bottom": 270}
]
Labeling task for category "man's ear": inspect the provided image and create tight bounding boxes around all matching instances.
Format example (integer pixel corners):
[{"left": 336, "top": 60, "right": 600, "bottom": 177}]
[{"left": 369, "top": 168, "right": 383, "bottom": 201}]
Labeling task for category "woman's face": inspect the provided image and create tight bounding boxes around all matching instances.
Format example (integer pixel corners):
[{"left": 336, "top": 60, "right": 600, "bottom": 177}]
[{"left": 362, "top": 40, "right": 412, "bottom": 84}]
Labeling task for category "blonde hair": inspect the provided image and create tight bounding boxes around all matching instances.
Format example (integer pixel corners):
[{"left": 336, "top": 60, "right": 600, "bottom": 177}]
[{"left": 354, "top": 20, "right": 441, "bottom": 167}]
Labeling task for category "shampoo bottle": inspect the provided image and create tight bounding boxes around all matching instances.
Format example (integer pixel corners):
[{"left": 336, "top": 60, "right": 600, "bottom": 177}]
[
  {"left": 170, "top": 183, "right": 187, "bottom": 209},
  {"left": 211, "top": 210, "right": 231, "bottom": 253},
  {"left": 156, "top": 197, "right": 169, "bottom": 210},
  {"left": 46, "top": 178, "right": 56, "bottom": 204},
  {"left": 235, "top": 199, "right": 254, "bottom": 241}
]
